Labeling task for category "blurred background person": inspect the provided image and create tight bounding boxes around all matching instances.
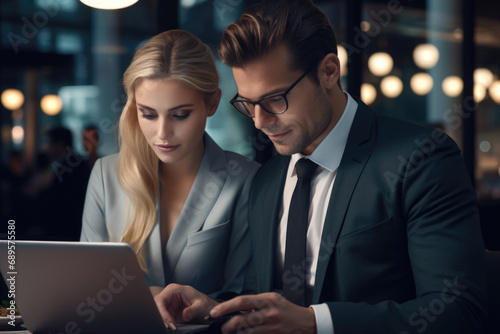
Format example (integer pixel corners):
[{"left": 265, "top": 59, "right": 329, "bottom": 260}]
[
  {"left": 26, "top": 126, "right": 90, "bottom": 241},
  {"left": 82, "top": 125, "right": 100, "bottom": 170}
]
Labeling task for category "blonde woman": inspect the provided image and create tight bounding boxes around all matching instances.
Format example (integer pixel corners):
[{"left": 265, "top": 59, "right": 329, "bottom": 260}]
[{"left": 81, "top": 30, "right": 259, "bottom": 295}]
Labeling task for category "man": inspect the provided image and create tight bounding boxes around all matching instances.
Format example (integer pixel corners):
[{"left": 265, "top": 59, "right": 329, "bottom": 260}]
[{"left": 154, "top": 1, "right": 487, "bottom": 333}]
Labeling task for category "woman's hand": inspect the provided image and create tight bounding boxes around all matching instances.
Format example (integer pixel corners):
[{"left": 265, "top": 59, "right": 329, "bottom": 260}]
[{"left": 154, "top": 283, "right": 219, "bottom": 330}]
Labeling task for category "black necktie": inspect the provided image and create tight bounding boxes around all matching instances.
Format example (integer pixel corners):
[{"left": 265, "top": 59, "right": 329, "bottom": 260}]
[{"left": 283, "top": 158, "right": 318, "bottom": 306}]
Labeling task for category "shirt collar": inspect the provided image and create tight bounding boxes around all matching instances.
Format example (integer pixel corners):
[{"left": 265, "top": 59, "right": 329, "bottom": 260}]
[{"left": 291, "top": 92, "right": 358, "bottom": 173}]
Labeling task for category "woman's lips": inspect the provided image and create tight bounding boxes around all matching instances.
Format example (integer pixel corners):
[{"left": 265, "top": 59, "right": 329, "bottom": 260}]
[{"left": 155, "top": 144, "right": 180, "bottom": 152}]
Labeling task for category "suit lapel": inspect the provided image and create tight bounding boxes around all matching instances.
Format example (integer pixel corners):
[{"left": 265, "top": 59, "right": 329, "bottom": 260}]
[
  {"left": 313, "top": 102, "right": 377, "bottom": 303},
  {"left": 250, "top": 155, "right": 289, "bottom": 293},
  {"left": 163, "top": 134, "right": 228, "bottom": 283}
]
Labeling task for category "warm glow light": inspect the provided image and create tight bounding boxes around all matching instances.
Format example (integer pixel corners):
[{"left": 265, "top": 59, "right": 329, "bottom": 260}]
[
  {"left": 1, "top": 89, "right": 24, "bottom": 110},
  {"left": 360, "top": 21, "right": 371, "bottom": 32},
  {"left": 337, "top": 45, "right": 348, "bottom": 77},
  {"left": 413, "top": 44, "right": 440, "bottom": 70},
  {"left": 80, "top": 0, "right": 138, "bottom": 10},
  {"left": 361, "top": 83, "right": 377, "bottom": 105},
  {"left": 12, "top": 125, "right": 24, "bottom": 144},
  {"left": 474, "top": 84, "right": 487, "bottom": 103},
  {"left": 380, "top": 76, "right": 403, "bottom": 98},
  {"left": 368, "top": 52, "right": 394, "bottom": 77},
  {"left": 410, "top": 73, "right": 433, "bottom": 95},
  {"left": 41, "top": 94, "right": 63, "bottom": 116},
  {"left": 442, "top": 76, "right": 463, "bottom": 97},
  {"left": 490, "top": 81, "right": 500, "bottom": 104},
  {"left": 474, "top": 68, "right": 494, "bottom": 88}
]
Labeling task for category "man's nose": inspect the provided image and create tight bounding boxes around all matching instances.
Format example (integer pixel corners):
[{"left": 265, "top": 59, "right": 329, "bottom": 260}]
[{"left": 253, "top": 105, "right": 275, "bottom": 130}]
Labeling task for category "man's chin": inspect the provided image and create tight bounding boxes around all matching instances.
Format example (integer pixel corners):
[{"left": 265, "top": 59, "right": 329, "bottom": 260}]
[{"left": 272, "top": 143, "right": 300, "bottom": 156}]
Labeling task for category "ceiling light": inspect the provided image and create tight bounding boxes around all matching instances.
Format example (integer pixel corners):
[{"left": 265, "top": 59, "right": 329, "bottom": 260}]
[
  {"left": 1, "top": 89, "right": 24, "bottom": 111},
  {"left": 410, "top": 73, "right": 433, "bottom": 95},
  {"left": 380, "top": 76, "right": 403, "bottom": 98},
  {"left": 442, "top": 76, "right": 463, "bottom": 98},
  {"left": 368, "top": 52, "right": 393, "bottom": 77},
  {"left": 413, "top": 44, "right": 439, "bottom": 70},
  {"left": 361, "top": 83, "right": 377, "bottom": 105},
  {"left": 41, "top": 94, "right": 63, "bottom": 116},
  {"left": 80, "top": 0, "right": 138, "bottom": 10}
]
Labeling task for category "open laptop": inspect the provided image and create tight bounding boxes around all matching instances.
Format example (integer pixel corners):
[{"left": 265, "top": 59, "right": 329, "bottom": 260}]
[{"left": 0, "top": 240, "right": 209, "bottom": 334}]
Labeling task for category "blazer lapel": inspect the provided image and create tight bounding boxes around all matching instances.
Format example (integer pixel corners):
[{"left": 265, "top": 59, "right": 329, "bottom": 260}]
[
  {"left": 163, "top": 134, "right": 228, "bottom": 283},
  {"left": 145, "top": 219, "right": 165, "bottom": 285},
  {"left": 313, "top": 101, "right": 377, "bottom": 303}
]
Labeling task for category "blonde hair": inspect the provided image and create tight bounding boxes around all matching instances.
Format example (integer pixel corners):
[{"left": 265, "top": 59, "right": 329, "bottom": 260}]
[{"left": 117, "top": 30, "right": 219, "bottom": 271}]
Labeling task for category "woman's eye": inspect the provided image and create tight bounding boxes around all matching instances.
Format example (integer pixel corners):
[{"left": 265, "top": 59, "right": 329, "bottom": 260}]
[
  {"left": 141, "top": 114, "right": 157, "bottom": 120},
  {"left": 173, "top": 113, "right": 189, "bottom": 120}
]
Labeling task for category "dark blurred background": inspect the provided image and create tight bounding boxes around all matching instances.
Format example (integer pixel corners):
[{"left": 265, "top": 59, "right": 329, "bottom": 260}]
[{"left": 0, "top": 0, "right": 499, "bottom": 300}]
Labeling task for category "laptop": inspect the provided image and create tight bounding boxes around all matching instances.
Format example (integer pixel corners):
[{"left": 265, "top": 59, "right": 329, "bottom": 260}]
[{"left": 0, "top": 240, "right": 209, "bottom": 334}]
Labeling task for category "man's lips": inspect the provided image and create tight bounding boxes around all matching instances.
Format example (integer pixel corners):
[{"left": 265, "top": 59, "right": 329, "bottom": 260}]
[
  {"left": 155, "top": 144, "right": 180, "bottom": 152},
  {"left": 266, "top": 130, "right": 291, "bottom": 141}
]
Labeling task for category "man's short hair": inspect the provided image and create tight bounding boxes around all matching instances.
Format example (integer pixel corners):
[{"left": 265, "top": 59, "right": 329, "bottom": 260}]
[{"left": 217, "top": 0, "right": 338, "bottom": 82}]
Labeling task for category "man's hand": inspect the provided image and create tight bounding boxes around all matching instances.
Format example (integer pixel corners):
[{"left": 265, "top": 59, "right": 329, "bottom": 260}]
[
  {"left": 154, "top": 283, "right": 219, "bottom": 330},
  {"left": 149, "top": 286, "right": 163, "bottom": 297},
  {"left": 210, "top": 292, "right": 317, "bottom": 334}
]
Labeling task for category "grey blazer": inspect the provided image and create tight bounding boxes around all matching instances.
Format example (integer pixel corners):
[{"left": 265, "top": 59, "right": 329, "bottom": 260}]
[{"left": 81, "top": 134, "right": 260, "bottom": 294}]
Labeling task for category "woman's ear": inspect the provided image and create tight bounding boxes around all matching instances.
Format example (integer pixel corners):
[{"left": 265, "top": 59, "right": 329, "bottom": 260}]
[
  {"left": 319, "top": 53, "right": 341, "bottom": 90},
  {"left": 207, "top": 88, "right": 221, "bottom": 117}
]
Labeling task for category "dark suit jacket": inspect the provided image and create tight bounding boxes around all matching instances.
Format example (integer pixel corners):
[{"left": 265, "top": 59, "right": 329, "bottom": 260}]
[{"left": 245, "top": 100, "right": 487, "bottom": 333}]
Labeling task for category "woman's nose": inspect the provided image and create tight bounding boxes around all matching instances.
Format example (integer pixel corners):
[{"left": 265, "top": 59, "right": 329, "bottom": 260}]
[{"left": 157, "top": 118, "right": 173, "bottom": 141}]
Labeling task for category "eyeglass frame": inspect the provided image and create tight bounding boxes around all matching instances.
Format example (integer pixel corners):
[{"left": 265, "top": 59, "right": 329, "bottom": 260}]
[{"left": 229, "top": 65, "right": 315, "bottom": 118}]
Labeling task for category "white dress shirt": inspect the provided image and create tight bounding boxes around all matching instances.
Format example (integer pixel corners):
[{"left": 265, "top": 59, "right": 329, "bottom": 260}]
[{"left": 276, "top": 93, "right": 358, "bottom": 333}]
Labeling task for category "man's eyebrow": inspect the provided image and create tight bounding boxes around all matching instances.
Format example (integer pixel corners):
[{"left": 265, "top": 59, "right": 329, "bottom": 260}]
[
  {"left": 136, "top": 103, "right": 194, "bottom": 112},
  {"left": 237, "top": 87, "right": 288, "bottom": 100}
]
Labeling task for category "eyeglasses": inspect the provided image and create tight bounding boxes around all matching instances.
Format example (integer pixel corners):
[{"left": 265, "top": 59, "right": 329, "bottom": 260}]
[{"left": 230, "top": 66, "right": 314, "bottom": 118}]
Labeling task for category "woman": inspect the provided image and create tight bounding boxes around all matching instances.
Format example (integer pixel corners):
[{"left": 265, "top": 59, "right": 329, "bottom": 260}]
[{"left": 81, "top": 30, "right": 259, "bottom": 295}]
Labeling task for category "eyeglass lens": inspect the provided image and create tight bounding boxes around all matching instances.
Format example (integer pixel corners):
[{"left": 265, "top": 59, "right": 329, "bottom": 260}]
[{"left": 234, "top": 95, "right": 287, "bottom": 116}]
